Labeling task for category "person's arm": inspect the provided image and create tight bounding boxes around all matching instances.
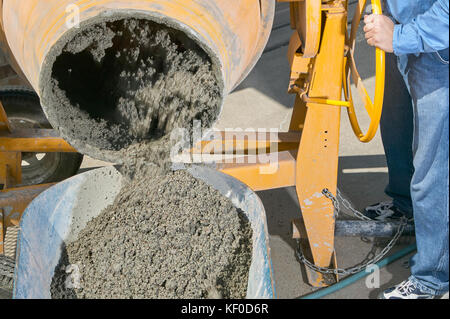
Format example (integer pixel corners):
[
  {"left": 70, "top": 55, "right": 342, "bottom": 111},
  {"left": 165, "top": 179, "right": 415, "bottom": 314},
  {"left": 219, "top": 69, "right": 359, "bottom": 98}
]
[
  {"left": 393, "top": 0, "right": 449, "bottom": 55},
  {"left": 364, "top": 0, "right": 449, "bottom": 55}
]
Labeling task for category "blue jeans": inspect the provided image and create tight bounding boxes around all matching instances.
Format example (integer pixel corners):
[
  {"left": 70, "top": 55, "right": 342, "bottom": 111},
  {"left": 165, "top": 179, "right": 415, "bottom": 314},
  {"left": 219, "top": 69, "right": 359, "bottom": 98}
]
[{"left": 380, "top": 50, "right": 449, "bottom": 295}]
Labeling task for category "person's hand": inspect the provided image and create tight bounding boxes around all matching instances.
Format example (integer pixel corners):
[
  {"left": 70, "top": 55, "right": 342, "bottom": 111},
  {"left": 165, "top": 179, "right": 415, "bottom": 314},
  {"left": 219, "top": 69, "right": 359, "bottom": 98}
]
[{"left": 363, "top": 14, "right": 394, "bottom": 53}]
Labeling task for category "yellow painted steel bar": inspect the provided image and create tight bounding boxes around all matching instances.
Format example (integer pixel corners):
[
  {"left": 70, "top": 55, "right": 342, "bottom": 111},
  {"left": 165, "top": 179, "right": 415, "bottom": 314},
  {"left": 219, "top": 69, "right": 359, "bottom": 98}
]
[
  {"left": 294, "top": 5, "right": 347, "bottom": 286},
  {"left": 217, "top": 151, "right": 297, "bottom": 192},
  {"left": 289, "top": 94, "right": 308, "bottom": 132},
  {"left": 0, "top": 93, "right": 76, "bottom": 189},
  {"left": 193, "top": 131, "right": 301, "bottom": 155},
  {"left": 0, "top": 128, "right": 77, "bottom": 153},
  {"left": 0, "top": 100, "right": 11, "bottom": 132},
  {"left": 303, "top": 96, "right": 351, "bottom": 108},
  {"left": 0, "top": 152, "right": 21, "bottom": 188}
]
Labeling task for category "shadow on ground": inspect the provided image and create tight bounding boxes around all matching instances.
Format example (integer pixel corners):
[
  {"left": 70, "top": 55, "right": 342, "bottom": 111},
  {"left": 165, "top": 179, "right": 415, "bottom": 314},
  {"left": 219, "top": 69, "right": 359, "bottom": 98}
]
[
  {"left": 258, "top": 154, "right": 389, "bottom": 250},
  {"left": 257, "top": 154, "right": 415, "bottom": 298}
]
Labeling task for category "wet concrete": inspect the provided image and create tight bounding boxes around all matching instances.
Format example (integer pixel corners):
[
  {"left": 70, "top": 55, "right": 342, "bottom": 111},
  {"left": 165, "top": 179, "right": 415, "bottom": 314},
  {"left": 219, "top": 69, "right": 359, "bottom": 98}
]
[
  {"left": 40, "top": 17, "right": 223, "bottom": 164},
  {"left": 51, "top": 168, "right": 252, "bottom": 299}
]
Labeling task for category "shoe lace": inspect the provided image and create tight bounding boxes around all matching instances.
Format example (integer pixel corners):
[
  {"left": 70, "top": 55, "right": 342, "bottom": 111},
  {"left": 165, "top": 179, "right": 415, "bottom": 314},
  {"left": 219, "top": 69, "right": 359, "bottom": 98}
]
[
  {"left": 375, "top": 202, "right": 394, "bottom": 215},
  {"left": 398, "top": 281, "right": 417, "bottom": 295}
]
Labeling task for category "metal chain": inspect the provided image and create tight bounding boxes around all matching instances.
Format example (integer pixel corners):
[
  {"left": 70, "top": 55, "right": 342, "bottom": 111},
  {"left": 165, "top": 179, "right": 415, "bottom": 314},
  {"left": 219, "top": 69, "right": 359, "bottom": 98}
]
[
  {"left": 296, "top": 188, "right": 409, "bottom": 276},
  {"left": 324, "top": 188, "right": 374, "bottom": 221}
]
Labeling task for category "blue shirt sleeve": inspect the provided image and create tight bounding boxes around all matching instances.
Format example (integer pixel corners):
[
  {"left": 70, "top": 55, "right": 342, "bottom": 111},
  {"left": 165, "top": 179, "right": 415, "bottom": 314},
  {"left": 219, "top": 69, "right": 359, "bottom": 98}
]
[{"left": 393, "top": 0, "right": 449, "bottom": 55}]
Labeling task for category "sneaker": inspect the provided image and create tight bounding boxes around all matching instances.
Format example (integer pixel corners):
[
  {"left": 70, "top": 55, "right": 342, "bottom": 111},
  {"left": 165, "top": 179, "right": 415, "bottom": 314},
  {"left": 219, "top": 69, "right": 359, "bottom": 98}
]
[
  {"left": 364, "top": 201, "right": 407, "bottom": 221},
  {"left": 379, "top": 280, "right": 441, "bottom": 299}
]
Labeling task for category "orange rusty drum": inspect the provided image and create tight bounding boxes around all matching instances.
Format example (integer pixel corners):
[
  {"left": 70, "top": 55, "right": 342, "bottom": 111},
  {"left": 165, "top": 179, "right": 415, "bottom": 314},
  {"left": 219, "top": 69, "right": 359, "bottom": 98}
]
[
  {"left": 0, "top": 0, "right": 274, "bottom": 95},
  {"left": 0, "top": 0, "right": 275, "bottom": 162}
]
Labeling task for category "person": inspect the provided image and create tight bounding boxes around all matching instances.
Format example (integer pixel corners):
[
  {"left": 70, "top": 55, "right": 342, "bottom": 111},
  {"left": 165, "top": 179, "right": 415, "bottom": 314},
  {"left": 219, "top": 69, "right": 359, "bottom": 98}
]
[{"left": 362, "top": 0, "right": 449, "bottom": 299}]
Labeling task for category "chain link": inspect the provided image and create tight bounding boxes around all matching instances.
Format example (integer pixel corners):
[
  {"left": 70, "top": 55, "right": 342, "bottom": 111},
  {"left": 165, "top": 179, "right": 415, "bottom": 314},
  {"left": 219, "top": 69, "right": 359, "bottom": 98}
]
[{"left": 296, "top": 188, "right": 409, "bottom": 276}]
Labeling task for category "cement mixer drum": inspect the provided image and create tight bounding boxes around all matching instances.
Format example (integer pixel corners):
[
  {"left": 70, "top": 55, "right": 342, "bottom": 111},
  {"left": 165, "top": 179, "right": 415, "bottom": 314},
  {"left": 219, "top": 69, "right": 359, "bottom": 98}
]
[{"left": 0, "top": 0, "right": 275, "bottom": 162}]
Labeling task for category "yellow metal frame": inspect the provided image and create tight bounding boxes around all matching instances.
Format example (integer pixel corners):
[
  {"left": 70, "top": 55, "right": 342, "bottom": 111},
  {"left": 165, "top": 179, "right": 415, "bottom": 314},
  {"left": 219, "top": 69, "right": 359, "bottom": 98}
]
[
  {"left": 0, "top": 99, "right": 76, "bottom": 254},
  {"left": 195, "top": 0, "right": 385, "bottom": 286},
  {"left": 296, "top": 45, "right": 385, "bottom": 140},
  {"left": 289, "top": 0, "right": 385, "bottom": 143},
  {"left": 284, "top": 0, "right": 322, "bottom": 58},
  {"left": 193, "top": 1, "right": 347, "bottom": 286}
]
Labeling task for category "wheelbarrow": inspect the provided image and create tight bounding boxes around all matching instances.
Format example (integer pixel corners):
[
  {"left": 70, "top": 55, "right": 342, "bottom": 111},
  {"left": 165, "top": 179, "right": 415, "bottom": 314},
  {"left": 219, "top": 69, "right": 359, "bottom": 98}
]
[{"left": 12, "top": 165, "right": 276, "bottom": 299}]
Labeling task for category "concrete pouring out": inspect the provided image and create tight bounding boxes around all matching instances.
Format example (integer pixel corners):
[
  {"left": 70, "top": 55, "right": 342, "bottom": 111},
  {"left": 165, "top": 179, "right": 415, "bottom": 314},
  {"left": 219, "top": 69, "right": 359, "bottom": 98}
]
[
  {"left": 40, "top": 17, "right": 223, "bottom": 164},
  {"left": 48, "top": 18, "right": 252, "bottom": 299}
]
